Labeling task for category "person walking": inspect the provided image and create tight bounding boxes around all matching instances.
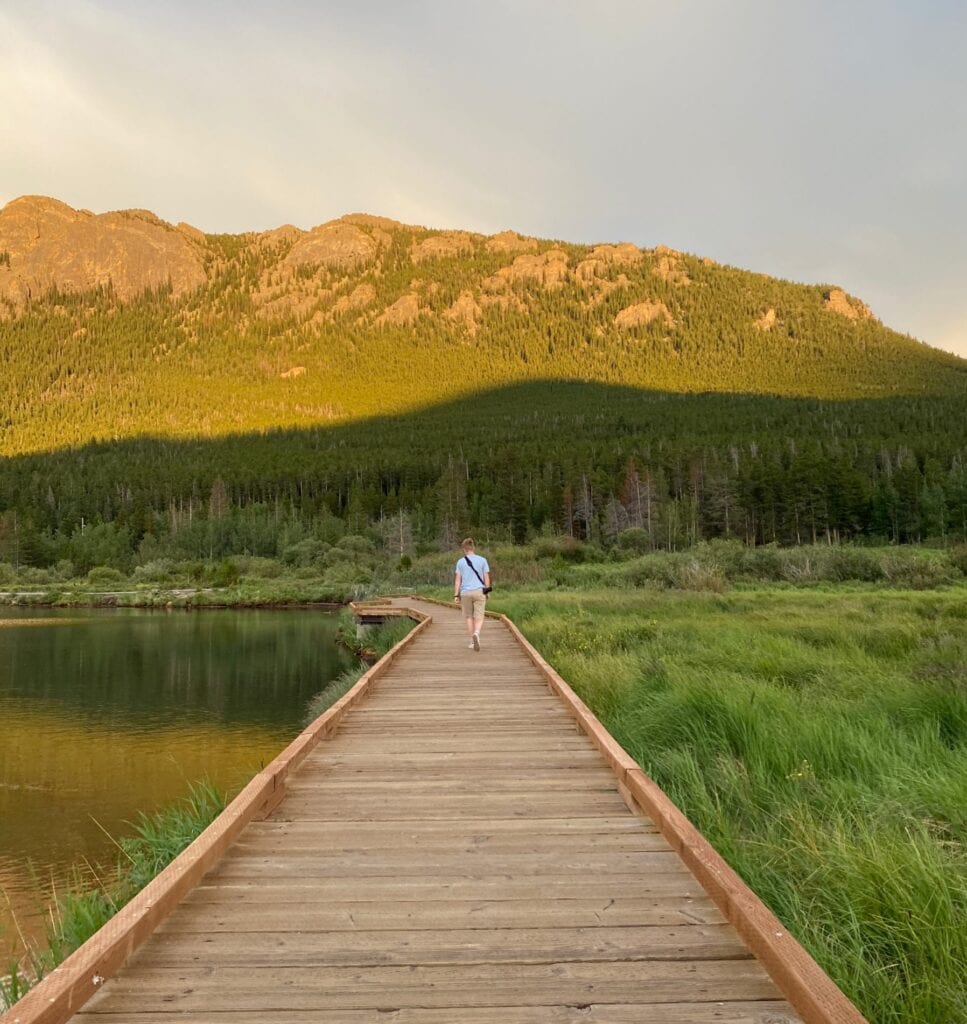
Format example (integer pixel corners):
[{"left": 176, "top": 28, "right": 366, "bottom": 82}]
[{"left": 453, "top": 537, "right": 490, "bottom": 651}]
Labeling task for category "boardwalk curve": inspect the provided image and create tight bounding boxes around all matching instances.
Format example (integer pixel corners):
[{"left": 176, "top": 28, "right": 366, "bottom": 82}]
[{"left": 5, "top": 598, "right": 866, "bottom": 1024}]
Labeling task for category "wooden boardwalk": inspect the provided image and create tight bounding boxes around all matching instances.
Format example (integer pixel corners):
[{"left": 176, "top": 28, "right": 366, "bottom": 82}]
[{"left": 9, "top": 598, "right": 866, "bottom": 1024}]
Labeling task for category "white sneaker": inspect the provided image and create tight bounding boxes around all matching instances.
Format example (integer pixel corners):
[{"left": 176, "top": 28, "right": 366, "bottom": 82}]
[
  {"left": 472, "top": 633, "right": 480, "bottom": 651},
  {"left": 468, "top": 640, "right": 476, "bottom": 649}
]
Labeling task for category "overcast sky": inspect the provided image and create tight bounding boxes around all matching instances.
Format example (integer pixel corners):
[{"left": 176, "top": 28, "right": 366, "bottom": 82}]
[{"left": 2, "top": 0, "right": 965, "bottom": 356}]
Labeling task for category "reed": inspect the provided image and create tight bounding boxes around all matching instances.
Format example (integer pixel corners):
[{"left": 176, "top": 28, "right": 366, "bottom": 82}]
[{"left": 1, "top": 781, "right": 224, "bottom": 1011}]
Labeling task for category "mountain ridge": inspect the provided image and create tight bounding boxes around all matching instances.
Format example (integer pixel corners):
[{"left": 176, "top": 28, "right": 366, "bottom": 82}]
[
  {"left": 1, "top": 194, "right": 965, "bottom": 457},
  {"left": 0, "top": 194, "right": 882, "bottom": 323}
]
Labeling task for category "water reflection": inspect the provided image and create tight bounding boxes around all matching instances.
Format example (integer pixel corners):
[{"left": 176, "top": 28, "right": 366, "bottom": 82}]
[{"left": 0, "top": 608, "right": 351, "bottom": 958}]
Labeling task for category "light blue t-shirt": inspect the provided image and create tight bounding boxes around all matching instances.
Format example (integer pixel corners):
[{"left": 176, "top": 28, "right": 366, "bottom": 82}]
[{"left": 455, "top": 553, "right": 490, "bottom": 593}]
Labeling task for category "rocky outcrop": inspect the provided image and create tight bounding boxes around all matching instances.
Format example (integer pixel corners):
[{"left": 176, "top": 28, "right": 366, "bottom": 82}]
[
  {"left": 410, "top": 231, "right": 475, "bottom": 263},
  {"left": 483, "top": 249, "right": 569, "bottom": 291},
  {"left": 257, "top": 224, "right": 304, "bottom": 247},
  {"left": 753, "top": 308, "right": 778, "bottom": 331},
  {"left": 823, "top": 288, "right": 874, "bottom": 321},
  {"left": 443, "top": 290, "right": 483, "bottom": 335},
  {"left": 485, "top": 230, "right": 538, "bottom": 254},
  {"left": 284, "top": 221, "right": 380, "bottom": 270},
  {"left": 0, "top": 195, "right": 207, "bottom": 307},
  {"left": 614, "top": 300, "right": 674, "bottom": 329},
  {"left": 332, "top": 282, "right": 377, "bottom": 317},
  {"left": 375, "top": 292, "right": 422, "bottom": 327},
  {"left": 651, "top": 245, "right": 691, "bottom": 285}
]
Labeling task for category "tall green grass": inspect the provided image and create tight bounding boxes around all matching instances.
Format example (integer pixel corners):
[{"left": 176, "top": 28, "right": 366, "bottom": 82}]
[
  {"left": 492, "top": 587, "right": 967, "bottom": 1024},
  {"left": 1, "top": 781, "right": 224, "bottom": 1011},
  {"left": 305, "top": 613, "right": 416, "bottom": 725}
]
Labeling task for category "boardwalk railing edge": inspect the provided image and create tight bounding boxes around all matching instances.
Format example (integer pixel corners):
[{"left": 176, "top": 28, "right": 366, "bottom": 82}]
[
  {"left": 403, "top": 593, "right": 869, "bottom": 1024},
  {"left": 3, "top": 609, "right": 431, "bottom": 1024}
]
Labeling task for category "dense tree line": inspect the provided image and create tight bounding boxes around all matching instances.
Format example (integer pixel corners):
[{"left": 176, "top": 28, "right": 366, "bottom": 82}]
[{"left": 1, "top": 383, "right": 966, "bottom": 572}]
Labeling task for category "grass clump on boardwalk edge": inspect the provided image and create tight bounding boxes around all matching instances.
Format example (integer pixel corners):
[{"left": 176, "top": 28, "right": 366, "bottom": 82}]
[
  {"left": 1, "top": 781, "right": 224, "bottom": 1011},
  {"left": 491, "top": 586, "right": 967, "bottom": 1024},
  {"left": 305, "top": 614, "right": 415, "bottom": 726}
]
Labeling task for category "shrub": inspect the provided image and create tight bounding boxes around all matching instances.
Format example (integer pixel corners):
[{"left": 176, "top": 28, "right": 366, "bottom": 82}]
[
  {"left": 782, "top": 551, "right": 820, "bottom": 582},
  {"left": 209, "top": 560, "right": 240, "bottom": 587},
  {"left": 16, "top": 566, "right": 53, "bottom": 585},
  {"left": 616, "top": 528, "right": 651, "bottom": 554},
  {"left": 336, "top": 534, "right": 375, "bottom": 555},
  {"left": 52, "top": 559, "right": 77, "bottom": 581},
  {"left": 86, "top": 566, "right": 125, "bottom": 586},
  {"left": 881, "top": 555, "right": 955, "bottom": 590},
  {"left": 0, "top": 561, "right": 16, "bottom": 585},
  {"left": 738, "top": 545, "right": 786, "bottom": 581},
  {"left": 282, "top": 538, "right": 328, "bottom": 567},
  {"left": 232, "top": 556, "right": 284, "bottom": 579},
  {"left": 132, "top": 559, "right": 178, "bottom": 583},
  {"left": 532, "top": 536, "right": 588, "bottom": 562},
  {"left": 322, "top": 562, "right": 373, "bottom": 592},
  {"left": 949, "top": 544, "right": 967, "bottom": 577},
  {"left": 624, "top": 554, "right": 673, "bottom": 588},
  {"left": 821, "top": 546, "right": 885, "bottom": 583},
  {"left": 672, "top": 558, "right": 729, "bottom": 592}
]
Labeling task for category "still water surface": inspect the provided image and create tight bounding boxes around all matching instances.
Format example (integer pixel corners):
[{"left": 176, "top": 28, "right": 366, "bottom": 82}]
[{"left": 0, "top": 607, "right": 351, "bottom": 958}]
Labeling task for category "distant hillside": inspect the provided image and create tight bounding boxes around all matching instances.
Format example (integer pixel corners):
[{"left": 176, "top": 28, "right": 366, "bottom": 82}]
[{"left": 1, "top": 195, "right": 965, "bottom": 456}]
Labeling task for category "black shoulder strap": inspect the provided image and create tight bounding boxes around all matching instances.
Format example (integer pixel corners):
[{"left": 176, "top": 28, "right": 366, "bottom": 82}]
[{"left": 465, "top": 555, "right": 486, "bottom": 587}]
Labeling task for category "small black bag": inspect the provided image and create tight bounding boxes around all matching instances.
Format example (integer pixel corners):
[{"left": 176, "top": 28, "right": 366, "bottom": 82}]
[{"left": 465, "top": 555, "right": 492, "bottom": 594}]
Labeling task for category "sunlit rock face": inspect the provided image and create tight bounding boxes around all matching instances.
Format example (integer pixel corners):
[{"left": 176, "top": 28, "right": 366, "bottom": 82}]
[{"left": 0, "top": 196, "right": 208, "bottom": 308}]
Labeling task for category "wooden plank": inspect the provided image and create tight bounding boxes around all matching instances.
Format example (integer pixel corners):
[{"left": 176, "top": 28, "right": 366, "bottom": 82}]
[
  {"left": 74, "top": 1002, "right": 801, "bottom": 1023},
  {"left": 343, "top": 710, "right": 562, "bottom": 721},
  {"left": 309, "top": 736, "right": 598, "bottom": 753},
  {"left": 337, "top": 712, "right": 575, "bottom": 724},
  {"left": 190, "top": 874, "right": 708, "bottom": 901},
  {"left": 253, "top": 815, "right": 654, "bottom": 835},
  {"left": 207, "top": 849, "right": 684, "bottom": 877},
  {"left": 78, "top": 960, "right": 785, "bottom": 1013},
  {"left": 274, "top": 794, "right": 633, "bottom": 820},
  {"left": 333, "top": 724, "right": 580, "bottom": 736},
  {"left": 301, "top": 750, "right": 607, "bottom": 770},
  {"left": 127, "top": 924, "right": 750, "bottom": 968},
  {"left": 233, "top": 827, "right": 669, "bottom": 851},
  {"left": 284, "top": 774, "right": 621, "bottom": 794},
  {"left": 167, "top": 896, "right": 726, "bottom": 929}
]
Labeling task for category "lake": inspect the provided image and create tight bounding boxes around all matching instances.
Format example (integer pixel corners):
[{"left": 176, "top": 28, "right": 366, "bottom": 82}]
[{"left": 0, "top": 607, "right": 352, "bottom": 960}]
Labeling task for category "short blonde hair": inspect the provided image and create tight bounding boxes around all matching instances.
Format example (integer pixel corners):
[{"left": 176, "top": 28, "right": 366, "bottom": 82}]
[{"left": 461, "top": 537, "right": 475, "bottom": 551}]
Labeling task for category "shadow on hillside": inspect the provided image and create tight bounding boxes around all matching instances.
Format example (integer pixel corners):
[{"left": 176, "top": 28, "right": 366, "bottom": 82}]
[{"left": 2, "top": 379, "right": 966, "bottom": 487}]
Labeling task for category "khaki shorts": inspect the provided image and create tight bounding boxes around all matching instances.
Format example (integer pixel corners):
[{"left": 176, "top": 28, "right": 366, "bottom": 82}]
[{"left": 460, "top": 589, "right": 486, "bottom": 619}]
